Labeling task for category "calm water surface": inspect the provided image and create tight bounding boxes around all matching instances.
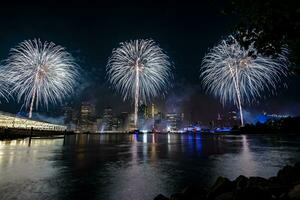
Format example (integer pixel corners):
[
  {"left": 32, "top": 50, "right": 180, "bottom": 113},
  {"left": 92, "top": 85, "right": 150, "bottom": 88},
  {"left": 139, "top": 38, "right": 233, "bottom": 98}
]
[{"left": 0, "top": 133, "right": 300, "bottom": 200}]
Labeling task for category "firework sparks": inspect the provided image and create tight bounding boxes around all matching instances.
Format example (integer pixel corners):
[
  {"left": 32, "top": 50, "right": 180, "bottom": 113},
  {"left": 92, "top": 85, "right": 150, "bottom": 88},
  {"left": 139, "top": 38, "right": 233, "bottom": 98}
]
[
  {"left": 107, "top": 39, "right": 172, "bottom": 128},
  {"left": 5, "top": 39, "right": 79, "bottom": 118},
  {"left": 201, "top": 35, "right": 289, "bottom": 126},
  {"left": 0, "top": 70, "right": 10, "bottom": 103}
]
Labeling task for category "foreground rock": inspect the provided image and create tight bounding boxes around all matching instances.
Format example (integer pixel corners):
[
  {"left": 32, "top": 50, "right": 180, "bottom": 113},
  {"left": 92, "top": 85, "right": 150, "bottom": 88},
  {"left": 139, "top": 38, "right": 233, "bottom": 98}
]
[
  {"left": 154, "top": 162, "right": 300, "bottom": 200},
  {"left": 154, "top": 194, "right": 169, "bottom": 200}
]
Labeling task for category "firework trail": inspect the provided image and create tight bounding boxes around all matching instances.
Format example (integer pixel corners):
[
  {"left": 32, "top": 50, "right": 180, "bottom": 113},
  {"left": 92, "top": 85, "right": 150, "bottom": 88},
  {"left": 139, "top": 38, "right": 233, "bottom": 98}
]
[
  {"left": 201, "top": 35, "right": 289, "bottom": 126},
  {"left": 5, "top": 39, "right": 79, "bottom": 118},
  {"left": 0, "top": 67, "right": 10, "bottom": 102},
  {"left": 107, "top": 39, "right": 172, "bottom": 128}
]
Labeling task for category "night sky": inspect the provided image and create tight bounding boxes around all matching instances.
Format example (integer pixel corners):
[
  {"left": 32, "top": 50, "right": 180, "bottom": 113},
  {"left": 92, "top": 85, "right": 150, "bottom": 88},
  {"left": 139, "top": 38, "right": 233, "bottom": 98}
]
[{"left": 0, "top": 0, "right": 299, "bottom": 123}]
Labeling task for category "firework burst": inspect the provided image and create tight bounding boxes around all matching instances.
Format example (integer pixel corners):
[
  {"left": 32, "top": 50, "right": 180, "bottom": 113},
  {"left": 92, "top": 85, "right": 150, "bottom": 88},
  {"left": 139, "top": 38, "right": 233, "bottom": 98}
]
[
  {"left": 5, "top": 39, "right": 79, "bottom": 118},
  {"left": 107, "top": 39, "right": 172, "bottom": 128},
  {"left": 201, "top": 35, "right": 289, "bottom": 126}
]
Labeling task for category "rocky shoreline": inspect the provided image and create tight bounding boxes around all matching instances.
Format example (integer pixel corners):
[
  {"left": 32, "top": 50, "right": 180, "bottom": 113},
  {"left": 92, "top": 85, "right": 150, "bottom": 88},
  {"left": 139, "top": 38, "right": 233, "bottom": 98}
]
[{"left": 154, "top": 162, "right": 300, "bottom": 200}]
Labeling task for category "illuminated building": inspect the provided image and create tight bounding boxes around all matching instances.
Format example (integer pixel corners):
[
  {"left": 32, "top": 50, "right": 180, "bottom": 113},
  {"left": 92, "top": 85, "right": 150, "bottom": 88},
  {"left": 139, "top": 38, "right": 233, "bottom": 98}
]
[
  {"left": 216, "top": 113, "right": 224, "bottom": 127},
  {"left": 146, "top": 103, "right": 157, "bottom": 119},
  {"left": 112, "top": 117, "right": 121, "bottom": 131},
  {"left": 148, "top": 103, "right": 158, "bottom": 129},
  {"left": 137, "top": 104, "right": 162, "bottom": 130},
  {"left": 63, "top": 105, "right": 77, "bottom": 131},
  {"left": 0, "top": 111, "right": 66, "bottom": 131},
  {"left": 166, "top": 113, "right": 184, "bottom": 131},
  {"left": 119, "top": 112, "right": 129, "bottom": 131},
  {"left": 95, "top": 118, "right": 102, "bottom": 132},
  {"left": 138, "top": 104, "right": 148, "bottom": 129},
  {"left": 79, "top": 102, "right": 96, "bottom": 132},
  {"left": 102, "top": 107, "right": 113, "bottom": 131},
  {"left": 128, "top": 113, "right": 135, "bottom": 130},
  {"left": 138, "top": 104, "right": 148, "bottom": 119},
  {"left": 228, "top": 111, "right": 238, "bottom": 126}
]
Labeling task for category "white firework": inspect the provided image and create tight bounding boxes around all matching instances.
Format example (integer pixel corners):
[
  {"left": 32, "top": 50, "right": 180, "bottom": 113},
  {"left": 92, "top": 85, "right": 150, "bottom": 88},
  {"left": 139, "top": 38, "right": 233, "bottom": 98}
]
[
  {"left": 0, "top": 67, "right": 9, "bottom": 102},
  {"left": 5, "top": 39, "right": 79, "bottom": 118},
  {"left": 107, "top": 39, "right": 172, "bottom": 128},
  {"left": 201, "top": 35, "right": 289, "bottom": 126}
]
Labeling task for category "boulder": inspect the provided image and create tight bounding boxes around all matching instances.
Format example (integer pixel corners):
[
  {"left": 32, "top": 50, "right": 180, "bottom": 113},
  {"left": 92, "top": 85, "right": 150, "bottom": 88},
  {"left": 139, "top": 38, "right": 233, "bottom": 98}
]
[
  {"left": 247, "top": 177, "right": 269, "bottom": 188},
  {"left": 154, "top": 194, "right": 169, "bottom": 200},
  {"left": 181, "top": 185, "right": 207, "bottom": 200},
  {"left": 268, "top": 176, "right": 279, "bottom": 184},
  {"left": 294, "top": 162, "right": 300, "bottom": 171},
  {"left": 215, "top": 192, "right": 234, "bottom": 200},
  {"left": 293, "top": 162, "right": 300, "bottom": 184},
  {"left": 170, "top": 193, "right": 184, "bottom": 200},
  {"left": 234, "top": 175, "right": 248, "bottom": 190},
  {"left": 268, "top": 176, "right": 290, "bottom": 198},
  {"left": 277, "top": 165, "right": 297, "bottom": 185},
  {"left": 208, "top": 177, "right": 234, "bottom": 199},
  {"left": 288, "top": 184, "right": 300, "bottom": 200},
  {"left": 235, "top": 185, "right": 272, "bottom": 200}
]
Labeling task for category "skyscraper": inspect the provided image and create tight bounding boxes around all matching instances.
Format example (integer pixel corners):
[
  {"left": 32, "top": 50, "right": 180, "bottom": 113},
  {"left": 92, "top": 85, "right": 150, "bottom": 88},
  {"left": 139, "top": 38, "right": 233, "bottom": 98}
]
[
  {"left": 79, "top": 102, "right": 96, "bottom": 132},
  {"left": 146, "top": 103, "right": 157, "bottom": 119},
  {"left": 138, "top": 104, "right": 148, "bottom": 129},
  {"left": 63, "top": 105, "right": 74, "bottom": 130},
  {"left": 102, "top": 107, "right": 113, "bottom": 131},
  {"left": 166, "top": 113, "right": 184, "bottom": 131},
  {"left": 227, "top": 111, "right": 238, "bottom": 127},
  {"left": 120, "top": 112, "right": 129, "bottom": 131}
]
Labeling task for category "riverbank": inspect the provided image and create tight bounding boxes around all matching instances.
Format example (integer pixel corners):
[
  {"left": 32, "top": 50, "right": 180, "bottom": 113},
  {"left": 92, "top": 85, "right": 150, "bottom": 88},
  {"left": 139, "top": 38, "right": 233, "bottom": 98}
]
[
  {"left": 0, "top": 128, "right": 74, "bottom": 140},
  {"left": 154, "top": 162, "right": 300, "bottom": 200}
]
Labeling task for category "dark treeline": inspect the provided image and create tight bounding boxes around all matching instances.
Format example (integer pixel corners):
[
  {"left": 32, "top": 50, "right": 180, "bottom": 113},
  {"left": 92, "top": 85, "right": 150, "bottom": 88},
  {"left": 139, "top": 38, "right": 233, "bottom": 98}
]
[{"left": 234, "top": 116, "right": 300, "bottom": 134}]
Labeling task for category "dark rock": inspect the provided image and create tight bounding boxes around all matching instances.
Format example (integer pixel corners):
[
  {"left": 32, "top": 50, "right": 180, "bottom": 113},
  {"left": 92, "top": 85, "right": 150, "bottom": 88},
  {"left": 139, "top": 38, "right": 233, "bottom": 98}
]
[
  {"left": 268, "top": 176, "right": 290, "bottom": 198},
  {"left": 268, "top": 176, "right": 279, "bottom": 184},
  {"left": 234, "top": 175, "right": 248, "bottom": 190},
  {"left": 154, "top": 194, "right": 169, "bottom": 200},
  {"left": 247, "top": 177, "right": 269, "bottom": 188},
  {"left": 235, "top": 185, "right": 272, "bottom": 200},
  {"left": 279, "top": 192, "right": 289, "bottom": 200},
  {"left": 170, "top": 193, "right": 184, "bottom": 200},
  {"left": 181, "top": 185, "right": 207, "bottom": 200},
  {"left": 294, "top": 162, "right": 300, "bottom": 184},
  {"left": 288, "top": 184, "right": 300, "bottom": 200},
  {"left": 294, "top": 162, "right": 300, "bottom": 170},
  {"left": 277, "top": 165, "right": 298, "bottom": 185},
  {"left": 215, "top": 192, "right": 234, "bottom": 200},
  {"left": 208, "top": 177, "right": 234, "bottom": 199},
  {"left": 235, "top": 177, "right": 272, "bottom": 200},
  {"left": 154, "top": 163, "right": 300, "bottom": 200},
  {"left": 268, "top": 185, "right": 290, "bottom": 198}
]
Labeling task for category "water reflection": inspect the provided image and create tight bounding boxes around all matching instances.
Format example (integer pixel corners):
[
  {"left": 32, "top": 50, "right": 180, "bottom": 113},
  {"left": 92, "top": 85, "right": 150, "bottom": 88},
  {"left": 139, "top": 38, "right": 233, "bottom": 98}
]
[
  {"left": 239, "top": 135, "right": 256, "bottom": 175},
  {"left": 0, "top": 134, "right": 300, "bottom": 200},
  {"left": 143, "top": 133, "right": 147, "bottom": 143},
  {"left": 0, "top": 138, "right": 63, "bottom": 200}
]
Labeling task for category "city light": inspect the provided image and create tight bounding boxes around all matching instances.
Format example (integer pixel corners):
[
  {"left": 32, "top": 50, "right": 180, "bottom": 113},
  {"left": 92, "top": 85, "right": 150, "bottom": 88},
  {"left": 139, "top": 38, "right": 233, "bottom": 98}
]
[{"left": 0, "top": 111, "right": 66, "bottom": 131}]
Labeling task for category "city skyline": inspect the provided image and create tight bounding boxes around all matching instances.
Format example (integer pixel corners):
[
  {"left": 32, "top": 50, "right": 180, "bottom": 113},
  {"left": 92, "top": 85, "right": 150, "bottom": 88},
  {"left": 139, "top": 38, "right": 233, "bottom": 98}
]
[{"left": 60, "top": 101, "right": 288, "bottom": 133}]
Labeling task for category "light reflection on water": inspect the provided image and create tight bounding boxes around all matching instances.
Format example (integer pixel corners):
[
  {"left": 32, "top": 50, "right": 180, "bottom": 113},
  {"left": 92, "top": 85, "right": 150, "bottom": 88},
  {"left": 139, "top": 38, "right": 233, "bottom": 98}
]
[{"left": 0, "top": 134, "right": 300, "bottom": 200}]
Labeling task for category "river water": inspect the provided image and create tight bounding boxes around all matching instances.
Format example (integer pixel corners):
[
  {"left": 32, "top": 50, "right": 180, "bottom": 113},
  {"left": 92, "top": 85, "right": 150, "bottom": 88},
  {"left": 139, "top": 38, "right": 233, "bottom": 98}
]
[{"left": 0, "top": 133, "right": 299, "bottom": 200}]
